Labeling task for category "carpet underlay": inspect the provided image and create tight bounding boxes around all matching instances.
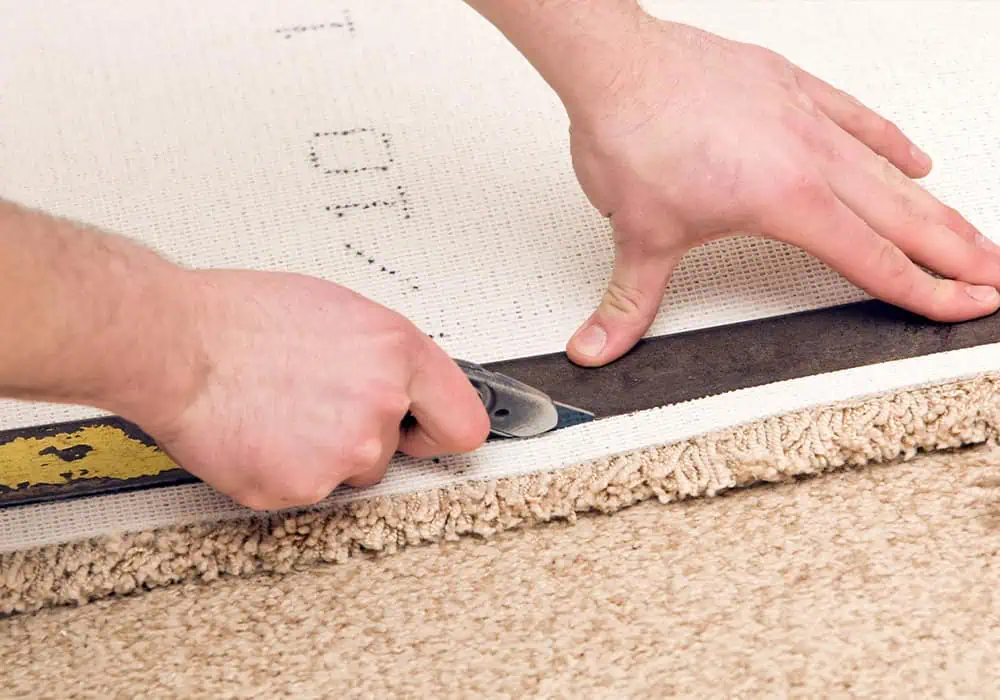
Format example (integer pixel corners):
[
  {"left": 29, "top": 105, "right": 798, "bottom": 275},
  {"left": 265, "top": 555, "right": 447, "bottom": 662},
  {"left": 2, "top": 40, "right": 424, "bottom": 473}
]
[{"left": 5, "top": 440, "right": 1000, "bottom": 698}]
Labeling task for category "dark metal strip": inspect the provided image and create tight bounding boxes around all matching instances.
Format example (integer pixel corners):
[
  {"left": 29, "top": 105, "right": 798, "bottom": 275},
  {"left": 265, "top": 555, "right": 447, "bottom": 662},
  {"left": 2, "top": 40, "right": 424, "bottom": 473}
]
[
  {"left": 490, "top": 300, "right": 1000, "bottom": 416},
  {"left": 0, "top": 299, "right": 996, "bottom": 509}
]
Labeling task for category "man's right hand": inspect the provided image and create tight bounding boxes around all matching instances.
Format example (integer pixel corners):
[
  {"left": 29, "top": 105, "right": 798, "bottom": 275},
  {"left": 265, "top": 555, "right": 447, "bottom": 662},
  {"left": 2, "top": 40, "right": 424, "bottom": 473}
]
[
  {"left": 123, "top": 268, "right": 491, "bottom": 511},
  {"left": 2, "top": 199, "right": 488, "bottom": 511}
]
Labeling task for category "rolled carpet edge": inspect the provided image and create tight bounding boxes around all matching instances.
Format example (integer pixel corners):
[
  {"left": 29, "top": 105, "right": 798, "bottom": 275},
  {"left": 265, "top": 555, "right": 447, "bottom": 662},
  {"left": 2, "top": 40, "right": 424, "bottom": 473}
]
[{"left": 2, "top": 372, "right": 998, "bottom": 616}]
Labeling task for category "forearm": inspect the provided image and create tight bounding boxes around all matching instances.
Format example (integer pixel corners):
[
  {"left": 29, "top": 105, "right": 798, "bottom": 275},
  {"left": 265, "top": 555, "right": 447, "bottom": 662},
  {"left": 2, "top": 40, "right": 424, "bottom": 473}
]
[
  {"left": 463, "top": 0, "right": 650, "bottom": 116},
  {"left": 0, "top": 200, "right": 202, "bottom": 419}
]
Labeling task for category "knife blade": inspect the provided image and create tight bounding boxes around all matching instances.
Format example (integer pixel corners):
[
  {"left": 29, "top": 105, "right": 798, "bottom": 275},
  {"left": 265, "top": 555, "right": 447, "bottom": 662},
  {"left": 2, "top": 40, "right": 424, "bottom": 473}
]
[{"left": 454, "top": 359, "right": 595, "bottom": 438}]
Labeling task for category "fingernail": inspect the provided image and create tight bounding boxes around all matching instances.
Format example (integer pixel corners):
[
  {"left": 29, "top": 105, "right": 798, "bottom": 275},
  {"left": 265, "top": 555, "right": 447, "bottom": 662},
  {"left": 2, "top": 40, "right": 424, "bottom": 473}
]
[
  {"left": 967, "top": 285, "right": 999, "bottom": 304},
  {"left": 910, "top": 144, "right": 932, "bottom": 169},
  {"left": 572, "top": 324, "right": 607, "bottom": 358}
]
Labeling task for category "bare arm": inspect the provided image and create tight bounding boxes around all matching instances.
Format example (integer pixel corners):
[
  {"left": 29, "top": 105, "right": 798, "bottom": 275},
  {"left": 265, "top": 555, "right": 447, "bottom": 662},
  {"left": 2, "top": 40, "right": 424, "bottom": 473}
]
[
  {"left": 0, "top": 199, "right": 201, "bottom": 422},
  {"left": 462, "top": 0, "right": 647, "bottom": 116}
]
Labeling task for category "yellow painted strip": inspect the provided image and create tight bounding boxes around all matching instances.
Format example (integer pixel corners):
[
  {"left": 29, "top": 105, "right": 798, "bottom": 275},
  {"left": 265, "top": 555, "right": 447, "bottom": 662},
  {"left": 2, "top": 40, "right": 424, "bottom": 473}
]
[{"left": 0, "top": 425, "right": 175, "bottom": 489}]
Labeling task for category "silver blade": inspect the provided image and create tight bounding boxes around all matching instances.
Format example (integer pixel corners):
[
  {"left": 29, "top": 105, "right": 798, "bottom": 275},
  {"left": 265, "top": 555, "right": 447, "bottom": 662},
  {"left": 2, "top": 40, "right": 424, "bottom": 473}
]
[
  {"left": 553, "top": 402, "right": 596, "bottom": 431},
  {"left": 456, "top": 359, "right": 595, "bottom": 438}
]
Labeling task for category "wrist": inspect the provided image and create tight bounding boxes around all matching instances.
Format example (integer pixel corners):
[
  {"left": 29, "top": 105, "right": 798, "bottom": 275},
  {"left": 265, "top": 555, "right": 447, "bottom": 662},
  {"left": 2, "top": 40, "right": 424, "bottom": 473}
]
[
  {"left": 90, "top": 258, "right": 210, "bottom": 431},
  {"left": 467, "top": 0, "right": 655, "bottom": 120},
  {"left": 0, "top": 202, "right": 209, "bottom": 426}
]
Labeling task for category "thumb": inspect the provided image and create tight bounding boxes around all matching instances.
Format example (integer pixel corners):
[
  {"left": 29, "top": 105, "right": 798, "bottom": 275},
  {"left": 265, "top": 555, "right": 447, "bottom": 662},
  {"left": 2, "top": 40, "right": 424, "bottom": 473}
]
[{"left": 567, "top": 247, "right": 679, "bottom": 367}]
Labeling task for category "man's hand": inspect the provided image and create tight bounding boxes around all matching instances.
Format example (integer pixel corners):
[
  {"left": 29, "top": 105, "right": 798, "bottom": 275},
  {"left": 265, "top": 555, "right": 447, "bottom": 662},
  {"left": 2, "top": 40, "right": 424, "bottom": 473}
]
[
  {"left": 563, "top": 18, "right": 1000, "bottom": 365},
  {"left": 466, "top": 1, "right": 1000, "bottom": 366},
  {"left": 0, "top": 201, "right": 489, "bottom": 510},
  {"left": 139, "top": 269, "right": 490, "bottom": 510}
]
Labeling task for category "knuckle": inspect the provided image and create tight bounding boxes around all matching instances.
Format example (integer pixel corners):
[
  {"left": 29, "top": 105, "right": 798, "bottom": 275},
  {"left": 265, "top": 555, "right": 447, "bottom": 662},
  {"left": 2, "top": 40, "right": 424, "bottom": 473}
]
[
  {"left": 877, "top": 118, "right": 904, "bottom": 144},
  {"left": 779, "top": 99, "right": 818, "bottom": 136},
  {"left": 887, "top": 187, "right": 918, "bottom": 225},
  {"left": 795, "top": 122, "right": 838, "bottom": 164},
  {"left": 867, "top": 112, "right": 893, "bottom": 137},
  {"left": 286, "top": 478, "right": 335, "bottom": 507},
  {"left": 371, "top": 317, "right": 420, "bottom": 356},
  {"left": 840, "top": 107, "right": 891, "bottom": 144},
  {"left": 775, "top": 169, "right": 832, "bottom": 211},
  {"left": 875, "top": 154, "right": 906, "bottom": 186},
  {"left": 308, "top": 482, "right": 336, "bottom": 505},
  {"left": 365, "top": 384, "right": 410, "bottom": 420},
  {"left": 939, "top": 203, "right": 965, "bottom": 228},
  {"left": 873, "top": 240, "right": 913, "bottom": 288},
  {"left": 836, "top": 105, "right": 866, "bottom": 134},
  {"left": 838, "top": 89, "right": 864, "bottom": 108},
  {"left": 939, "top": 204, "right": 977, "bottom": 240},
  {"left": 756, "top": 45, "right": 792, "bottom": 75},
  {"left": 791, "top": 89, "right": 819, "bottom": 117},
  {"left": 601, "top": 279, "right": 645, "bottom": 318},
  {"left": 350, "top": 436, "right": 384, "bottom": 468},
  {"left": 876, "top": 239, "right": 908, "bottom": 274},
  {"left": 857, "top": 111, "right": 895, "bottom": 142},
  {"left": 345, "top": 467, "right": 385, "bottom": 489}
]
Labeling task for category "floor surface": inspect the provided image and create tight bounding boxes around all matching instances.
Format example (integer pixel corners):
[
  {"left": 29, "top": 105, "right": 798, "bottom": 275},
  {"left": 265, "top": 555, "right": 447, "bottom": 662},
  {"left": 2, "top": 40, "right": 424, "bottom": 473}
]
[{"left": 4, "top": 444, "right": 1000, "bottom": 698}]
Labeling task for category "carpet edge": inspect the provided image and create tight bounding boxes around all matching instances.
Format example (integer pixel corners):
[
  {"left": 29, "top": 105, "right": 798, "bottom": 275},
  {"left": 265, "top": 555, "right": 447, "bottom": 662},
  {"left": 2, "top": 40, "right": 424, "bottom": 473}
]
[{"left": 2, "top": 372, "right": 998, "bottom": 616}]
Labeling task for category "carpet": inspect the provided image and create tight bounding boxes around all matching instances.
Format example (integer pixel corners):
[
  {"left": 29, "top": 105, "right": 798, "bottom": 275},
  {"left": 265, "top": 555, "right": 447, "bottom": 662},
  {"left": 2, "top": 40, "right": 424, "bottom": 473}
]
[
  {"left": 1, "top": 0, "right": 999, "bottom": 549},
  {"left": 2, "top": 373, "right": 996, "bottom": 616},
  {"left": 2, "top": 3, "right": 1000, "bottom": 691},
  {"left": 5, "top": 442, "right": 1000, "bottom": 698}
]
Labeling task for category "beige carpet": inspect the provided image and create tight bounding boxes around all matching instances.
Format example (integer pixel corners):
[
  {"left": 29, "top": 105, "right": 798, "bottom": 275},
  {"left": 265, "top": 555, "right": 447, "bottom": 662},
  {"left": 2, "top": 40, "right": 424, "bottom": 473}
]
[
  {"left": 4, "top": 441, "right": 1000, "bottom": 698},
  {"left": 3, "top": 374, "right": 998, "bottom": 618}
]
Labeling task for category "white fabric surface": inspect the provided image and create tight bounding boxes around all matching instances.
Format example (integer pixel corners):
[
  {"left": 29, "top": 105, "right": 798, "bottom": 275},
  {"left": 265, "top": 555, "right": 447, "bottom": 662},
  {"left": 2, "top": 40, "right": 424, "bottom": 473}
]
[{"left": 0, "top": 0, "right": 997, "bottom": 549}]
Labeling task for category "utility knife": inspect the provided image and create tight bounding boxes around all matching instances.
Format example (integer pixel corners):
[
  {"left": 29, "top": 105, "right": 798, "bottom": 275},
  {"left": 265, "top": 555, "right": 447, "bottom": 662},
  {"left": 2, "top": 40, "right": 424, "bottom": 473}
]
[{"left": 455, "top": 359, "right": 594, "bottom": 438}]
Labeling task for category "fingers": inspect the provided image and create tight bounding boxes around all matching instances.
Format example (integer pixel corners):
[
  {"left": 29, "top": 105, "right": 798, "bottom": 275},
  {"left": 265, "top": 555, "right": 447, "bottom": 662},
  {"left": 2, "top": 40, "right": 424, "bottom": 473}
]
[
  {"left": 397, "top": 341, "right": 490, "bottom": 459},
  {"left": 814, "top": 114, "right": 1000, "bottom": 290},
  {"left": 235, "top": 345, "right": 488, "bottom": 504},
  {"left": 566, "top": 243, "right": 680, "bottom": 367},
  {"left": 772, "top": 180, "right": 1000, "bottom": 322},
  {"left": 253, "top": 398, "right": 403, "bottom": 503},
  {"left": 794, "top": 68, "right": 932, "bottom": 179}
]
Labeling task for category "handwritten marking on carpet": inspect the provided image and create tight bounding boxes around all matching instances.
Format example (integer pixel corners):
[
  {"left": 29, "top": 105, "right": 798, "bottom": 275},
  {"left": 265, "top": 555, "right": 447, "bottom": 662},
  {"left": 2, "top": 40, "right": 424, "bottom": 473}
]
[
  {"left": 308, "top": 129, "right": 411, "bottom": 220},
  {"left": 308, "top": 127, "right": 422, "bottom": 296},
  {"left": 275, "top": 10, "right": 354, "bottom": 39},
  {"left": 307, "top": 128, "right": 454, "bottom": 337},
  {"left": 343, "top": 242, "right": 421, "bottom": 292}
]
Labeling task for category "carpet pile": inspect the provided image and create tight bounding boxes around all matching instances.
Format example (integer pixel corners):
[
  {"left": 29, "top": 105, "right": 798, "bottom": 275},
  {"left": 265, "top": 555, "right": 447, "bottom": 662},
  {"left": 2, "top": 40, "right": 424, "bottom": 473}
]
[
  {"left": 1, "top": 374, "right": 997, "bottom": 618},
  {"left": 4, "top": 441, "right": 1000, "bottom": 697}
]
